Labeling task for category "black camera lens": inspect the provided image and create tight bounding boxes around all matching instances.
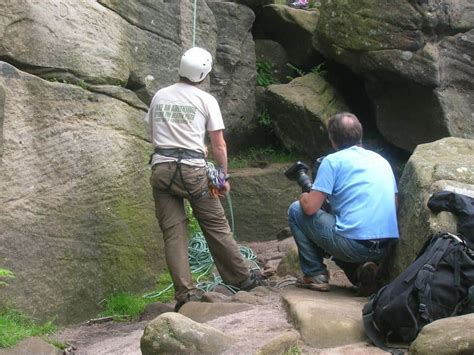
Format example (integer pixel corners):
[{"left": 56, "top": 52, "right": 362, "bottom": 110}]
[
  {"left": 297, "top": 173, "right": 312, "bottom": 193},
  {"left": 285, "top": 161, "right": 312, "bottom": 193}
]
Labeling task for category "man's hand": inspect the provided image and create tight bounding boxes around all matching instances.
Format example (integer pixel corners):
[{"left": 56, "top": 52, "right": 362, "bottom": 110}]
[
  {"left": 219, "top": 181, "right": 231, "bottom": 195},
  {"left": 299, "top": 190, "right": 327, "bottom": 216}
]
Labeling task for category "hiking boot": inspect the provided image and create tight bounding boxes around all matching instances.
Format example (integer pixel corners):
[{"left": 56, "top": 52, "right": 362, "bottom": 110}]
[
  {"left": 174, "top": 290, "right": 204, "bottom": 312},
  {"left": 357, "top": 262, "right": 378, "bottom": 297},
  {"left": 239, "top": 269, "right": 268, "bottom": 291},
  {"left": 296, "top": 273, "right": 330, "bottom": 292}
]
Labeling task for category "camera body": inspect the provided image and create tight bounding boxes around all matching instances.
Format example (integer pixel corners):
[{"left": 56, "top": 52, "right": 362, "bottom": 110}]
[{"left": 284, "top": 161, "right": 312, "bottom": 193}]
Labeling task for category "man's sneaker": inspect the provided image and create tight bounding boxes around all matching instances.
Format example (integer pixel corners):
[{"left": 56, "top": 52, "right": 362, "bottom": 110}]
[
  {"left": 357, "top": 262, "right": 378, "bottom": 297},
  {"left": 296, "top": 273, "right": 330, "bottom": 292},
  {"left": 174, "top": 290, "right": 204, "bottom": 312},
  {"left": 239, "top": 269, "right": 268, "bottom": 291}
]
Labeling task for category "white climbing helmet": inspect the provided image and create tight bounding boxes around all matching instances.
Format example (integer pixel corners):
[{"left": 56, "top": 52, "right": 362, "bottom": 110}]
[{"left": 178, "top": 47, "right": 213, "bottom": 82}]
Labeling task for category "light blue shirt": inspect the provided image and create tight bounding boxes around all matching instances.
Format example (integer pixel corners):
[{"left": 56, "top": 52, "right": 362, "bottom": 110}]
[{"left": 313, "top": 146, "right": 399, "bottom": 240}]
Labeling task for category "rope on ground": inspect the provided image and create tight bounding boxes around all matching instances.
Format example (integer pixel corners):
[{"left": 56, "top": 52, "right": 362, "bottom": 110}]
[{"left": 143, "top": 232, "right": 261, "bottom": 299}]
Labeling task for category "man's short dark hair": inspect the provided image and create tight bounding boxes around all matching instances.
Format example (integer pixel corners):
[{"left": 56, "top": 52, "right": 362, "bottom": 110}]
[{"left": 327, "top": 112, "right": 363, "bottom": 149}]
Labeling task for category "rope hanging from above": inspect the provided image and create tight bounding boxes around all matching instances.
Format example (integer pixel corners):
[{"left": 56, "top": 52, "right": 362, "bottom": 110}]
[{"left": 192, "top": 0, "right": 197, "bottom": 47}]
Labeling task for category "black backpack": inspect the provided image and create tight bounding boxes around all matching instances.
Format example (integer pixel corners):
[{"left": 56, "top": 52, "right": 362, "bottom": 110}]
[{"left": 362, "top": 232, "right": 474, "bottom": 352}]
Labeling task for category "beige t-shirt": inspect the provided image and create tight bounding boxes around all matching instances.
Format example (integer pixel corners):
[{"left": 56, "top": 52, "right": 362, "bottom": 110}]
[{"left": 145, "top": 82, "right": 224, "bottom": 166}]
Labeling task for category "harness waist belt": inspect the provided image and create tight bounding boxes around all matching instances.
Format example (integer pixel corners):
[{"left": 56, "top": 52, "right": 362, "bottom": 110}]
[
  {"left": 354, "top": 239, "right": 390, "bottom": 248},
  {"left": 154, "top": 147, "right": 205, "bottom": 160}
]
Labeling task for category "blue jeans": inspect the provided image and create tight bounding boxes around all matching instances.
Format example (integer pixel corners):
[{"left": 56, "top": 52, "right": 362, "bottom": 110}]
[{"left": 288, "top": 201, "right": 385, "bottom": 277}]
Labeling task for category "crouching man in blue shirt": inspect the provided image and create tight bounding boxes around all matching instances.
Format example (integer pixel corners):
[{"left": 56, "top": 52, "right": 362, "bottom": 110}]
[{"left": 288, "top": 112, "right": 399, "bottom": 296}]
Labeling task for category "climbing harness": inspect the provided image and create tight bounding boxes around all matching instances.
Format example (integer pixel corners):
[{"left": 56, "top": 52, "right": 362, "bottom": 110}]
[{"left": 150, "top": 147, "right": 207, "bottom": 201}]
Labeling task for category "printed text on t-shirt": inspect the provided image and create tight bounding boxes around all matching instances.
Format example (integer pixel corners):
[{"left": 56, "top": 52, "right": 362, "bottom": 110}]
[{"left": 154, "top": 103, "right": 196, "bottom": 124}]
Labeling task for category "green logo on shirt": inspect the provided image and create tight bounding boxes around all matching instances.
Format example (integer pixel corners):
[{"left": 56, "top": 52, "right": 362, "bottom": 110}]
[{"left": 154, "top": 104, "right": 196, "bottom": 123}]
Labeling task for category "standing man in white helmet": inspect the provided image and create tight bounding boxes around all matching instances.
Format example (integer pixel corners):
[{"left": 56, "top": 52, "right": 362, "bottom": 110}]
[{"left": 145, "top": 47, "right": 265, "bottom": 311}]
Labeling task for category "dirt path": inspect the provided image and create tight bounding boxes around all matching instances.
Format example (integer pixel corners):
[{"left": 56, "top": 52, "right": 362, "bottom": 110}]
[{"left": 53, "top": 239, "right": 356, "bottom": 354}]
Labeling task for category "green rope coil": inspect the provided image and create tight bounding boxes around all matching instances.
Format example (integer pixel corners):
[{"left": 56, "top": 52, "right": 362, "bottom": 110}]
[{"left": 143, "top": 232, "right": 260, "bottom": 299}]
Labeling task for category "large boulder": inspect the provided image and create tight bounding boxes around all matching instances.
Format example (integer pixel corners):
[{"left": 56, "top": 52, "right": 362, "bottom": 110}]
[
  {"left": 208, "top": 2, "right": 258, "bottom": 151},
  {"left": 255, "top": 4, "right": 322, "bottom": 70},
  {"left": 140, "top": 312, "right": 234, "bottom": 355},
  {"left": 390, "top": 137, "right": 474, "bottom": 278},
  {"left": 0, "top": 0, "right": 189, "bottom": 104},
  {"left": 315, "top": 1, "right": 474, "bottom": 151},
  {"left": 96, "top": 0, "right": 218, "bottom": 103},
  {"left": 0, "top": 62, "right": 163, "bottom": 324},
  {"left": 409, "top": 314, "right": 474, "bottom": 355},
  {"left": 265, "top": 73, "right": 348, "bottom": 158}
]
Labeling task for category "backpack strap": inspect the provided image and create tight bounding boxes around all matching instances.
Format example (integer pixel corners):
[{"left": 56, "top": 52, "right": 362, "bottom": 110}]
[
  {"left": 415, "top": 237, "right": 453, "bottom": 323},
  {"left": 362, "top": 294, "right": 406, "bottom": 355}
]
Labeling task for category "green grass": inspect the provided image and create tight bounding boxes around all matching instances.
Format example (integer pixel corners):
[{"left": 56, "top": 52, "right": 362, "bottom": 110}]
[
  {"left": 229, "top": 147, "right": 297, "bottom": 169},
  {"left": 0, "top": 309, "right": 56, "bottom": 348},
  {"left": 185, "top": 202, "right": 202, "bottom": 236},
  {"left": 284, "top": 345, "right": 301, "bottom": 355},
  {"left": 257, "top": 109, "right": 272, "bottom": 128},
  {"left": 256, "top": 60, "right": 279, "bottom": 87},
  {"left": 99, "top": 271, "right": 176, "bottom": 321},
  {"left": 98, "top": 292, "right": 149, "bottom": 321},
  {"left": 0, "top": 268, "right": 14, "bottom": 287}
]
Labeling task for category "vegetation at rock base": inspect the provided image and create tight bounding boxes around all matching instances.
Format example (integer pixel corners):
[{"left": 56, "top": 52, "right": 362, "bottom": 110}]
[
  {"left": 0, "top": 309, "right": 56, "bottom": 348},
  {"left": 256, "top": 60, "right": 280, "bottom": 87},
  {"left": 284, "top": 345, "right": 301, "bottom": 355},
  {"left": 311, "top": 61, "right": 328, "bottom": 77},
  {"left": 229, "top": 147, "right": 298, "bottom": 169},
  {"left": 99, "top": 292, "right": 149, "bottom": 321},
  {"left": 286, "top": 63, "right": 306, "bottom": 81},
  {"left": 186, "top": 201, "right": 202, "bottom": 236},
  {"left": 286, "top": 62, "right": 327, "bottom": 81},
  {"left": 257, "top": 108, "right": 272, "bottom": 128},
  {"left": 0, "top": 268, "right": 14, "bottom": 287}
]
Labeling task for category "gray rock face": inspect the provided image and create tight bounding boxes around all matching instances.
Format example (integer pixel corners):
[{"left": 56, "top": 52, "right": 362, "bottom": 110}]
[
  {"left": 265, "top": 73, "right": 348, "bottom": 157},
  {"left": 222, "top": 164, "right": 301, "bottom": 242},
  {"left": 409, "top": 314, "right": 474, "bottom": 355},
  {"left": 0, "top": 62, "right": 163, "bottom": 324},
  {"left": 314, "top": 1, "right": 474, "bottom": 151},
  {"left": 391, "top": 137, "right": 474, "bottom": 278},
  {"left": 208, "top": 2, "right": 257, "bottom": 151},
  {"left": 0, "top": 0, "right": 182, "bottom": 104},
  {"left": 140, "top": 312, "right": 234, "bottom": 355}
]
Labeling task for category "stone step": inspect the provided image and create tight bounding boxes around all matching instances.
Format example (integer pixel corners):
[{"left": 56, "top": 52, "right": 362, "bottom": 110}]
[{"left": 281, "top": 286, "right": 369, "bottom": 349}]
